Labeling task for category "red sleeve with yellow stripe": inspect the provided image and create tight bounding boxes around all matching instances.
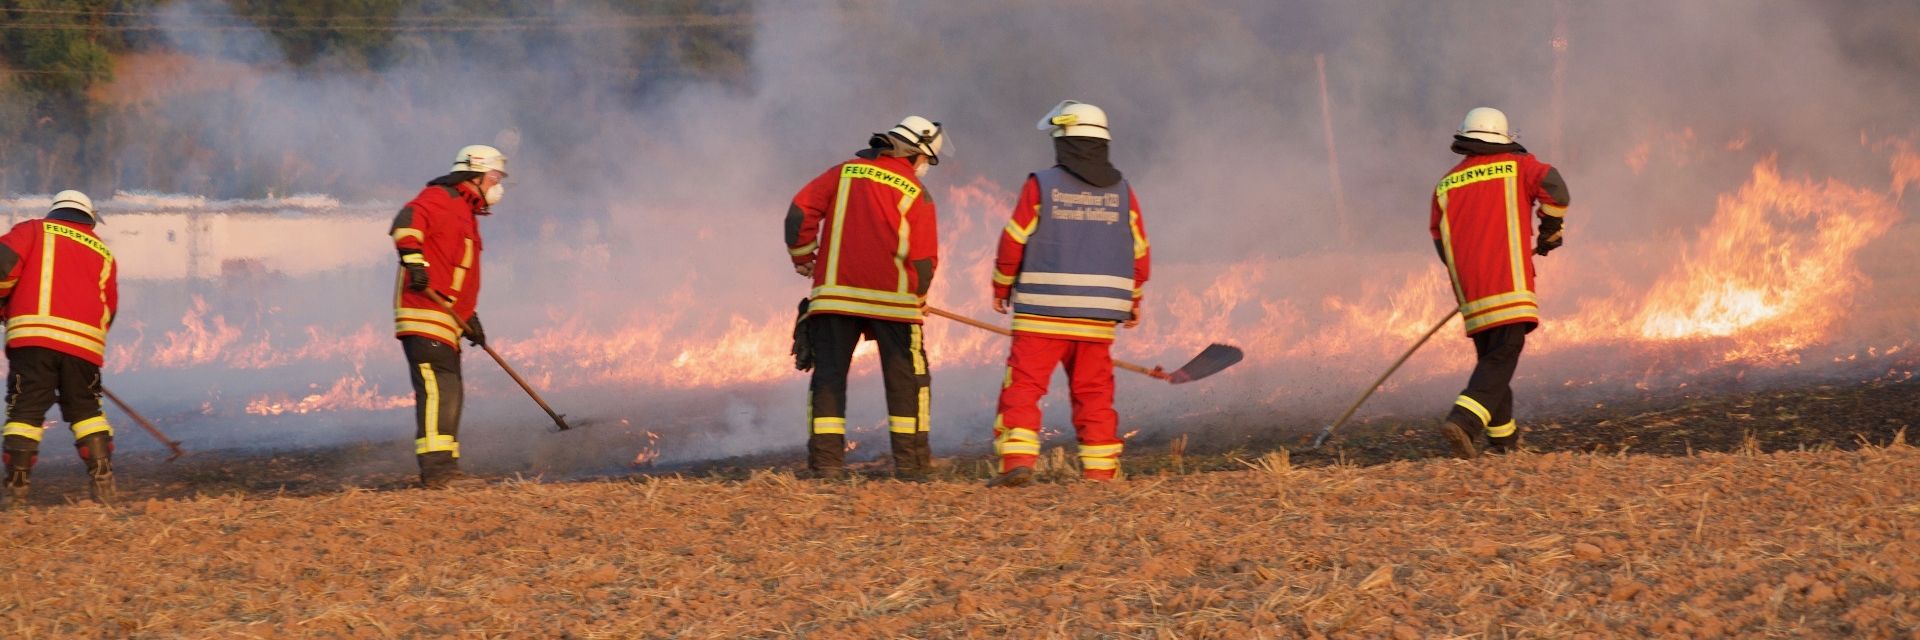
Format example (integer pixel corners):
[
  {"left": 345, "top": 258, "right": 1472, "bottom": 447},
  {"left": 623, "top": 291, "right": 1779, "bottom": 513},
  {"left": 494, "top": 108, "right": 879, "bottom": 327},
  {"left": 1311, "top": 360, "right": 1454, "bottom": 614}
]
[
  {"left": 0, "top": 221, "right": 37, "bottom": 303},
  {"left": 1127, "top": 185, "right": 1150, "bottom": 313},
  {"left": 785, "top": 165, "right": 840, "bottom": 267},
  {"left": 991, "top": 176, "right": 1042, "bottom": 301}
]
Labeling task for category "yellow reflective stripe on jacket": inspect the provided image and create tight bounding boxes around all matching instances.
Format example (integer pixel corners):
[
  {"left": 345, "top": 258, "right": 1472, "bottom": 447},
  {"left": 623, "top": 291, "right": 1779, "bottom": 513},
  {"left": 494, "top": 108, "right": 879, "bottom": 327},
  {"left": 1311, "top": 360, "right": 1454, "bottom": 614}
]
[
  {"left": 788, "top": 241, "right": 818, "bottom": 257},
  {"left": 810, "top": 284, "right": 924, "bottom": 305},
  {"left": 1434, "top": 161, "right": 1518, "bottom": 197},
  {"left": 992, "top": 269, "right": 1016, "bottom": 286},
  {"left": 37, "top": 232, "right": 55, "bottom": 313},
  {"left": 1463, "top": 305, "right": 1540, "bottom": 333},
  {"left": 44, "top": 224, "right": 110, "bottom": 259},
  {"left": 396, "top": 307, "right": 461, "bottom": 342},
  {"left": 805, "top": 298, "right": 923, "bottom": 322},
  {"left": 1504, "top": 174, "right": 1525, "bottom": 294},
  {"left": 1437, "top": 211, "right": 1467, "bottom": 306},
  {"left": 1460, "top": 291, "right": 1538, "bottom": 317},
  {"left": 1003, "top": 215, "right": 1039, "bottom": 244},
  {"left": 7, "top": 315, "right": 107, "bottom": 341},
  {"left": 6, "top": 327, "right": 105, "bottom": 356},
  {"left": 1130, "top": 209, "right": 1148, "bottom": 259},
  {"left": 71, "top": 415, "right": 112, "bottom": 439},
  {"left": 839, "top": 163, "right": 922, "bottom": 199},
  {"left": 1010, "top": 314, "right": 1117, "bottom": 342},
  {"left": 1539, "top": 203, "right": 1567, "bottom": 218},
  {"left": 392, "top": 228, "right": 424, "bottom": 244},
  {"left": 2, "top": 422, "right": 45, "bottom": 442}
]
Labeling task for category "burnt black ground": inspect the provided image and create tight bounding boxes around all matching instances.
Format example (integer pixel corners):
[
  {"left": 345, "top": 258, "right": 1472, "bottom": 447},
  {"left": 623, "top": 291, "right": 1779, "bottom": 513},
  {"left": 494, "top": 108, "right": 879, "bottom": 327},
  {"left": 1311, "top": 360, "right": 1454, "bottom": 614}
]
[{"left": 13, "top": 376, "right": 1916, "bottom": 507}]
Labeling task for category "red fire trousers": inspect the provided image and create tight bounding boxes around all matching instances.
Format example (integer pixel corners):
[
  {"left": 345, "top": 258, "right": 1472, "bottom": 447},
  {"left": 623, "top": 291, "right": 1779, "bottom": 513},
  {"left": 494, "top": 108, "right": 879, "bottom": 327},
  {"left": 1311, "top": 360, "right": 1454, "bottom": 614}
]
[{"left": 992, "top": 334, "right": 1124, "bottom": 480}]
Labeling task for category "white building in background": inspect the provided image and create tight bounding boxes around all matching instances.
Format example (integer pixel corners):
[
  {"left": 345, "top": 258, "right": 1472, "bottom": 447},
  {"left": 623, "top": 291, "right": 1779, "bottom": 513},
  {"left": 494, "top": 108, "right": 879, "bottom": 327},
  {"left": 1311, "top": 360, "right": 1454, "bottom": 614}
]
[{"left": 0, "top": 192, "right": 392, "bottom": 281}]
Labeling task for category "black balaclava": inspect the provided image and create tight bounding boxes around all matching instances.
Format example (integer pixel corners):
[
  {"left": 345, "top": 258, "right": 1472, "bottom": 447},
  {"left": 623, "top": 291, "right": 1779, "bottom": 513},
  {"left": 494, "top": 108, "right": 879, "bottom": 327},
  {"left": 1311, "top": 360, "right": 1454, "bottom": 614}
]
[
  {"left": 1450, "top": 135, "right": 1528, "bottom": 156},
  {"left": 856, "top": 132, "right": 919, "bottom": 161},
  {"left": 1053, "top": 136, "right": 1122, "bottom": 187}
]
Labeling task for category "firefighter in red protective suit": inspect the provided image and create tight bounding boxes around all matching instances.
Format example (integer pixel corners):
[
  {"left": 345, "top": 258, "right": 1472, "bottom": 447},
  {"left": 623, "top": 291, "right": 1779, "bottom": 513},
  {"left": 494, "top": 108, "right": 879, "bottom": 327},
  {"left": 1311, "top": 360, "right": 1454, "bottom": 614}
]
[
  {"left": 390, "top": 145, "right": 505, "bottom": 488},
  {"left": 988, "top": 101, "right": 1150, "bottom": 487},
  {"left": 1430, "top": 107, "right": 1571, "bottom": 457},
  {"left": 0, "top": 191, "right": 120, "bottom": 508},
  {"left": 785, "top": 116, "right": 946, "bottom": 481}
]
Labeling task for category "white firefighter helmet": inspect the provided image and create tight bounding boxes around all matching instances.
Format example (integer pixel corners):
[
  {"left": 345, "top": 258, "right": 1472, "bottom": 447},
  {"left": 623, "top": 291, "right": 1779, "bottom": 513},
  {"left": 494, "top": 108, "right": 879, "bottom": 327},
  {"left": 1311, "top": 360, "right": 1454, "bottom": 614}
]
[
  {"left": 49, "top": 190, "right": 98, "bottom": 223},
  {"left": 451, "top": 144, "right": 509, "bottom": 176},
  {"left": 884, "top": 116, "right": 949, "bottom": 165},
  {"left": 1036, "top": 100, "right": 1110, "bottom": 140},
  {"left": 1457, "top": 107, "right": 1514, "bottom": 144}
]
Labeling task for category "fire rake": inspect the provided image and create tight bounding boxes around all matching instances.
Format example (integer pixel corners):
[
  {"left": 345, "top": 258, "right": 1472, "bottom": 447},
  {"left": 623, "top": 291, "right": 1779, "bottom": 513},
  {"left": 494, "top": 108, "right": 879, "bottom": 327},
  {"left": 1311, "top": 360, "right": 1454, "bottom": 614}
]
[
  {"left": 926, "top": 306, "right": 1244, "bottom": 384},
  {"left": 426, "top": 291, "right": 573, "bottom": 431}
]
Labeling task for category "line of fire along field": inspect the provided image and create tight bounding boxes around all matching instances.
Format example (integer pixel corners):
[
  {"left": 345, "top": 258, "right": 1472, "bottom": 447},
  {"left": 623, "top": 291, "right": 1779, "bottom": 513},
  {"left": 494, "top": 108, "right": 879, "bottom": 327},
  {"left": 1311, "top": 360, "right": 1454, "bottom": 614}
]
[{"left": 1, "top": 102, "right": 1574, "bottom": 506}]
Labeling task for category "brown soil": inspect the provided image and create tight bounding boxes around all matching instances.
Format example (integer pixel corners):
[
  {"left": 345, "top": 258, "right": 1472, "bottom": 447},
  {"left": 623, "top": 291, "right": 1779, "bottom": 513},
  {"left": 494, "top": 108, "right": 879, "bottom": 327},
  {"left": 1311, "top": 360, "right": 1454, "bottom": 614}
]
[{"left": 4, "top": 442, "right": 1917, "bottom": 638}]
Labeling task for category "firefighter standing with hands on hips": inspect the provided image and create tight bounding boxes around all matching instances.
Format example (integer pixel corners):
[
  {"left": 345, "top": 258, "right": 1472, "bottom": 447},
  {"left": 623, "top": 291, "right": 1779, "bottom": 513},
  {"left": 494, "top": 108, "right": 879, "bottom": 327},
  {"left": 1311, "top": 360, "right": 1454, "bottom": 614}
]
[
  {"left": 1430, "top": 107, "right": 1571, "bottom": 457},
  {"left": 988, "top": 101, "right": 1150, "bottom": 487},
  {"left": 390, "top": 145, "right": 505, "bottom": 489},
  {"left": 0, "top": 191, "right": 120, "bottom": 508},
  {"left": 785, "top": 116, "right": 946, "bottom": 481}
]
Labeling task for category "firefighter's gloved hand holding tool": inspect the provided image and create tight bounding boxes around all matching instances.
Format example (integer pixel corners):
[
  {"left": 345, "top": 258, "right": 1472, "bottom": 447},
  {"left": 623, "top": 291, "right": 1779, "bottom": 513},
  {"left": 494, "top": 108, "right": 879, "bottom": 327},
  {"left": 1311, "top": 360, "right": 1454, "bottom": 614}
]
[
  {"left": 927, "top": 306, "right": 1243, "bottom": 384},
  {"left": 1310, "top": 308, "right": 1460, "bottom": 450},
  {"left": 425, "top": 290, "right": 572, "bottom": 431},
  {"left": 405, "top": 264, "right": 431, "bottom": 292},
  {"left": 464, "top": 313, "right": 486, "bottom": 347},
  {"left": 102, "top": 387, "right": 186, "bottom": 461},
  {"left": 791, "top": 298, "right": 815, "bottom": 371}
]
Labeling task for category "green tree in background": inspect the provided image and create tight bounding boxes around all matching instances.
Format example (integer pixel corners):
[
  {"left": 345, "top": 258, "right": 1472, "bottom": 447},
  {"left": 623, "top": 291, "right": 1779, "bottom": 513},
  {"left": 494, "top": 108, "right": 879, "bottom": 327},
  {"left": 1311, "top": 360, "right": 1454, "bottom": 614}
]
[{"left": 0, "top": 0, "right": 752, "bottom": 198}]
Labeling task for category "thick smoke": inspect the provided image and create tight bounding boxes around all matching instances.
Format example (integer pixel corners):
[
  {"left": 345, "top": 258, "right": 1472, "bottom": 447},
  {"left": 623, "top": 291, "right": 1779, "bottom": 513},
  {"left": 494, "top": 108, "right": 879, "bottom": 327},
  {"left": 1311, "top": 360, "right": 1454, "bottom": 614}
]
[{"left": 56, "top": 1, "right": 1920, "bottom": 469}]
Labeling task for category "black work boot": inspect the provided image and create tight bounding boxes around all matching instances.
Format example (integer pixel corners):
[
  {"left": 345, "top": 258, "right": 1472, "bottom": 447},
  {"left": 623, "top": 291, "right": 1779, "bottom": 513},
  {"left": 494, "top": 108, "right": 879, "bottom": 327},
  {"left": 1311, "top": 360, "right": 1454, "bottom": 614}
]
[
  {"left": 914, "top": 431, "right": 933, "bottom": 478},
  {"left": 1438, "top": 416, "right": 1479, "bottom": 460},
  {"left": 75, "top": 434, "right": 115, "bottom": 505},
  {"left": 418, "top": 451, "right": 479, "bottom": 489},
  {"left": 1, "top": 449, "right": 32, "bottom": 511},
  {"left": 1486, "top": 433, "right": 1519, "bottom": 455},
  {"left": 806, "top": 433, "right": 847, "bottom": 480},
  {"left": 986, "top": 466, "right": 1033, "bottom": 488},
  {"left": 889, "top": 432, "right": 928, "bottom": 482}
]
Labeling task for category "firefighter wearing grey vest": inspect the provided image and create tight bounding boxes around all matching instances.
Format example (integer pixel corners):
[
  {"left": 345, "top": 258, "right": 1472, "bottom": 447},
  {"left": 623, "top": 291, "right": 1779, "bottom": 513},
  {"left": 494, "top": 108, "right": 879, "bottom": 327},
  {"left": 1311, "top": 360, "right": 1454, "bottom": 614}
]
[{"left": 987, "top": 101, "right": 1151, "bottom": 487}]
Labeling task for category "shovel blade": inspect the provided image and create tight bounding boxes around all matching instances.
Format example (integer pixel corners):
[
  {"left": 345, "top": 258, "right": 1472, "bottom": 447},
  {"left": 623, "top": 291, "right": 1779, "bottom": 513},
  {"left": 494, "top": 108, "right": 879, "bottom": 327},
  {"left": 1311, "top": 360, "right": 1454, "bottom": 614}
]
[{"left": 1167, "top": 344, "right": 1245, "bottom": 384}]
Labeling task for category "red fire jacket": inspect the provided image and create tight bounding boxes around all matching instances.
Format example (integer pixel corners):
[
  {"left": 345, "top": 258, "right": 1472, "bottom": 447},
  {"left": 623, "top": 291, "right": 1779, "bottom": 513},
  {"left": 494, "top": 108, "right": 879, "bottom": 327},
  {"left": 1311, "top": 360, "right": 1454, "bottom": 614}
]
[
  {"left": 992, "top": 175, "right": 1150, "bottom": 342},
  {"left": 390, "top": 181, "right": 485, "bottom": 347},
  {"left": 1429, "top": 152, "right": 1567, "bottom": 335},
  {"left": 0, "top": 218, "right": 119, "bottom": 365},
  {"left": 785, "top": 154, "right": 938, "bottom": 323}
]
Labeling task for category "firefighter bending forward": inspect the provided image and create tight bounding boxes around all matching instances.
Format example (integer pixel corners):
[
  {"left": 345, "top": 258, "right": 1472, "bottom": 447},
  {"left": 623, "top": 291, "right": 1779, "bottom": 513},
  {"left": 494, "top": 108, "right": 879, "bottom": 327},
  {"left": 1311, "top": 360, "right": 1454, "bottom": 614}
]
[
  {"left": 0, "top": 191, "right": 120, "bottom": 508},
  {"left": 989, "top": 101, "right": 1150, "bottom": 487},
  {"left": 1430, "top": 107, "right": 1571, "bottom": 457},
  {"left": 785, "top": 116, "right": 946, "bottom": 480},
  {"left": 391, "top": 145, "right": 506, "bottom": 488}
]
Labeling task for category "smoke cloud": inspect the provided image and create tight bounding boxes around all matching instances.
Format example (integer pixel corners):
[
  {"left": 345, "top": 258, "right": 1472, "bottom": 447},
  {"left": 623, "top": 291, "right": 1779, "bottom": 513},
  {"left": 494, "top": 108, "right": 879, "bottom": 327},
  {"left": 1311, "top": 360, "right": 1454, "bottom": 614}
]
[{"left": 43, "top": 1, "right": 1920, "bottom": 470}]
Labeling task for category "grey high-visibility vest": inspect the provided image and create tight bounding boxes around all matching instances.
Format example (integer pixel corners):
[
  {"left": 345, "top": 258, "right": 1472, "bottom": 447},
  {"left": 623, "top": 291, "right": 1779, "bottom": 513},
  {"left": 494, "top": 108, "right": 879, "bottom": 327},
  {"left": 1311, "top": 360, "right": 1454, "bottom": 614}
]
[{"left": 1011, "top": 167, "right": 1135, "bottom": 322}]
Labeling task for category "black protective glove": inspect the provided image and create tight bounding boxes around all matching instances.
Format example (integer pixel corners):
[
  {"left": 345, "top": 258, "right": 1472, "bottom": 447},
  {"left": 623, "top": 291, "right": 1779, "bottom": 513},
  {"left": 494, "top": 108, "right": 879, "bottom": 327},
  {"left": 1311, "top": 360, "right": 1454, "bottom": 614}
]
[
  {"left": 791, "top": 298, "right": 814, "bottom": 371},
  {"left": 1534, "top": 218, "right": 1564, "bottom": 256},
  {"left": 464, "top": 313, "right": 486, "bottom": 347},
  {"left": 405, "top": 264, "right": 431, "bottom": 292}
]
